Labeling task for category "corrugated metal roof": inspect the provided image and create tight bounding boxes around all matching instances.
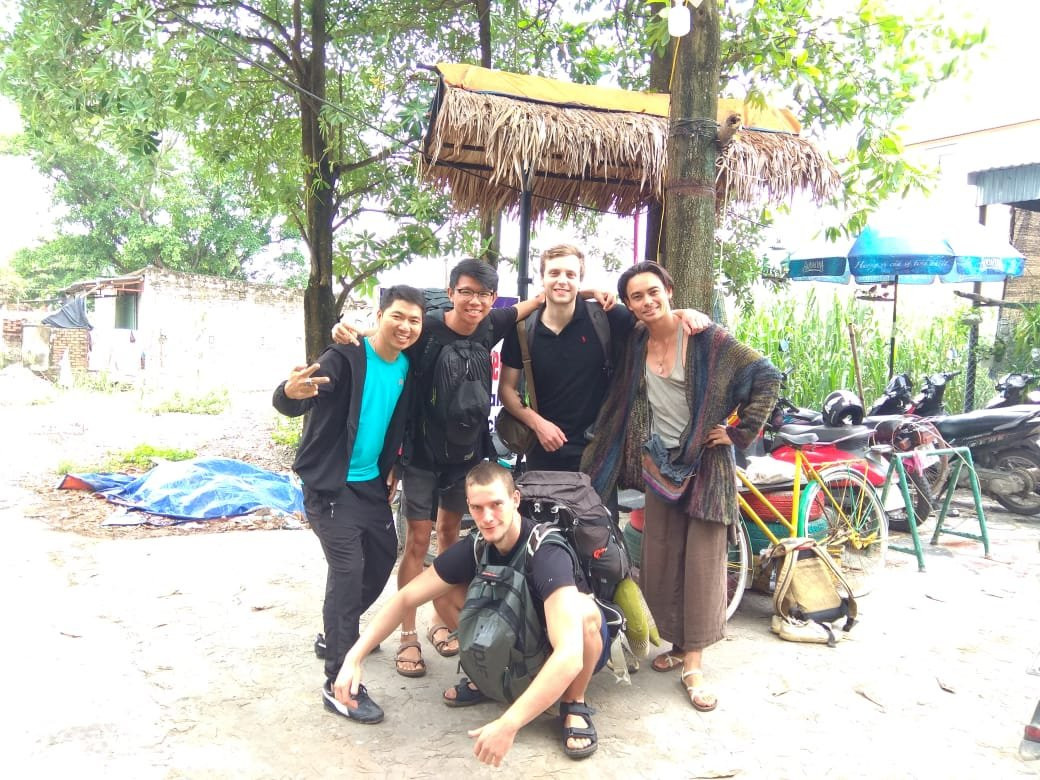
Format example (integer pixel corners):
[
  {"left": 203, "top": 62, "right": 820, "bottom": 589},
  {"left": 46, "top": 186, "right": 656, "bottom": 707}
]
[{"left": 968, "top": 162, "right": 1040, "bottom": 206}]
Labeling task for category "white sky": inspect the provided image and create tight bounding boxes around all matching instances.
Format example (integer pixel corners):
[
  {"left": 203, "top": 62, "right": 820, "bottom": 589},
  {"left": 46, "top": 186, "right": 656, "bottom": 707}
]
[{"left": 0, "top": 1, "right": 1036, "bottom": 281}]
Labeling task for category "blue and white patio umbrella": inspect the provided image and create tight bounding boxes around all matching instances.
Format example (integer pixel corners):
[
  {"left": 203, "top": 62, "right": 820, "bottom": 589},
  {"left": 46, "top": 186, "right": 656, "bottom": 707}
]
[{"left": 783, "top": 223, "right": 1025, "bottom": 376}]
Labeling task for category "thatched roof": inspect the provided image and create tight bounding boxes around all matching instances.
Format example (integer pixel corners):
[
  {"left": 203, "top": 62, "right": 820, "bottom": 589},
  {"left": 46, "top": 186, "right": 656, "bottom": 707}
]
[{"left": 420, "top": 64, "right": 841, "bottom": 221}]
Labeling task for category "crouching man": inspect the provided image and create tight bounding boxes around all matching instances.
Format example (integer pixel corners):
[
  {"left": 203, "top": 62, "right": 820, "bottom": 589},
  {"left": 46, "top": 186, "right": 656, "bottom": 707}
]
[{"left": 333, "top": 461, "right": 608, "bottom": 765}]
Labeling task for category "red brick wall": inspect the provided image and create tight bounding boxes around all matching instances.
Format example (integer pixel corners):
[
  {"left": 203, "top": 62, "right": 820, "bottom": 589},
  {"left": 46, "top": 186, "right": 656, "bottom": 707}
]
[
  {"left": 45, "top": 328, "right": 89, "bottom": 380},
  {"left": 2, "top": 318, "right": 23, "bottom": 350}
]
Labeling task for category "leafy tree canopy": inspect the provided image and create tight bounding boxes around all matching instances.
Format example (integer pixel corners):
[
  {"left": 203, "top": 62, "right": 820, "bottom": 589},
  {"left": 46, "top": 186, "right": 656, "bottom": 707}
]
[{"left": 0, "top": 0, "right": 983, "bottom": 326}]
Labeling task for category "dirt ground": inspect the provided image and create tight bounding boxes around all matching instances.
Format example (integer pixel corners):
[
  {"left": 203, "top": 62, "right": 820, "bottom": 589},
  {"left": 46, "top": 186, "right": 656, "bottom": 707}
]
[{"left": 4, "top": 377, "right": 1040, "bottom": 778}]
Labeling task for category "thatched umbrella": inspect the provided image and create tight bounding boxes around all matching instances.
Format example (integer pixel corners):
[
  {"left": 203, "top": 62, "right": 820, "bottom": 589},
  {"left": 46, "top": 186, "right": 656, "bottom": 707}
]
[{"left": 420, "top": 63, "right": 841, "bottom": 295}]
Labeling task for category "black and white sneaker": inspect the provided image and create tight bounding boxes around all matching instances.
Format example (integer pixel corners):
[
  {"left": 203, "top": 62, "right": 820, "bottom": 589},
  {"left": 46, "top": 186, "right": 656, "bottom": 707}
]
[{"left": 322, "top": 682, "right": 384, "bottom": 724}]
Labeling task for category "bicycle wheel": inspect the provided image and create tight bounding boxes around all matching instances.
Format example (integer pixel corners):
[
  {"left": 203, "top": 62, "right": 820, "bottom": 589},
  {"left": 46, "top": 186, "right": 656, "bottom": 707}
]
[
  {"left": 725, "top": 521, "right": 750, "bottom": 620},
  {"left": 807, "top": 466, "right": 889, "bottom": 597}
]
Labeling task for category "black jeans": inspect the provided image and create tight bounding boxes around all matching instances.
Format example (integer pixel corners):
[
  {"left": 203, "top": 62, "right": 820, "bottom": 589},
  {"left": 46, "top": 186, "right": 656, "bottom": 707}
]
[{"left": 304, "top": 479, "right": 397, "bottom": 685}]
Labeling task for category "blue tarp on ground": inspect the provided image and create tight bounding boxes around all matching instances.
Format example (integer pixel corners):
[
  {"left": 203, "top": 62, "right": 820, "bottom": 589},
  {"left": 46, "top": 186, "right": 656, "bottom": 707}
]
[{"left": 60, "top": 457, "right": 305, "bottom": 522}]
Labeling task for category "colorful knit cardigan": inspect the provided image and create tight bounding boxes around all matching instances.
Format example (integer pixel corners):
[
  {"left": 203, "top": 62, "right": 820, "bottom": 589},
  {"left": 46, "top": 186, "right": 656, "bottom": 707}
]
[{"left": 581, "top": 323, "right": 780, "bottom": 525}]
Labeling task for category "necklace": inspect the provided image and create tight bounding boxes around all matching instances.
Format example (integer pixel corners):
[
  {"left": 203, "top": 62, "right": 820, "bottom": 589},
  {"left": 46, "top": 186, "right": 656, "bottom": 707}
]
[{"left": 649, "top": 333, "right": 675, "bottom": 376}]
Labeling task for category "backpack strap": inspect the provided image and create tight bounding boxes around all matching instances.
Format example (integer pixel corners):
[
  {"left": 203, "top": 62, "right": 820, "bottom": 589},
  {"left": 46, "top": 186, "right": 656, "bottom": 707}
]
[
  {"left": 417, "top": 309, "right": 447, "bottom": 380},
  {"left": 473, "top": 313, "right": 494, "bottom": 351},
  {"left": 527, "top": 522, "right": 580, "bottom": 579},
  {"left": 770, "top": 540, "right": 800, "bottom": 621},
  {"left": 523, "top": 307, "right": 540, "bottom": 354},
  {"left": 804, "top": 540, "right": 858, "bottom": 629},
  {"left": 516, "top": 319, "right": 538, "bottom": 412},
  {"left": 474, "top": 527, "right": 539, "bottom": 571},
  {"left": 525, "top": 301, "right": 612, "bottom": 380},
  {"left": 584, "top": 300, "right": 613, "bottom": 377}
]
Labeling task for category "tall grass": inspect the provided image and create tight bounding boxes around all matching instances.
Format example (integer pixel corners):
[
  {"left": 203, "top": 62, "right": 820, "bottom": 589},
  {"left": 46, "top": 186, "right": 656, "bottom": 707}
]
[{"left": 733, "top": 290, "right": 979, "bottom": 411}]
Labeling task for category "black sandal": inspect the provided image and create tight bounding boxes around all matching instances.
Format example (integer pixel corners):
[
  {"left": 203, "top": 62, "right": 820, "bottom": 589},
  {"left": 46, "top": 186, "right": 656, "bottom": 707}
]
[
  {"left": 442, "top": 677, "right": 489, "bottom": 708},
  {"left": 558, "top": 700, "right": 598, "bottom": 759}
]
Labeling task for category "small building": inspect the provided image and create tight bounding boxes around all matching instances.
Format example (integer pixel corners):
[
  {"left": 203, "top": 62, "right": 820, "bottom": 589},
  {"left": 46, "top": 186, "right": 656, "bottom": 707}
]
[{"left": 32, "top": 267, "right": 321, "bottom": 391}]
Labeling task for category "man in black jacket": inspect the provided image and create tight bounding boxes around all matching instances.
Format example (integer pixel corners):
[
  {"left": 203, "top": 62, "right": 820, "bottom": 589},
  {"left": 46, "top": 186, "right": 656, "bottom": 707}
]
[{"left": 273, "top": 285, "right": 424, "bottom": 724}]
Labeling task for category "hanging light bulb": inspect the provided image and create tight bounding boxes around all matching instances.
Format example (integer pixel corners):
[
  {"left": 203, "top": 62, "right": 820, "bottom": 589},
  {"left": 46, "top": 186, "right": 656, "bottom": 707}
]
[{"left": 668, "top": 0, "right": 691, "bottom": 37}]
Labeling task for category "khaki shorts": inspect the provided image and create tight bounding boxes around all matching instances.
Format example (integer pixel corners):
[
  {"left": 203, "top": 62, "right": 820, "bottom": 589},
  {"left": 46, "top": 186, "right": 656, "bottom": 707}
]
[{"left": 400, "top": 462, "right": 470, "bottom": 520}]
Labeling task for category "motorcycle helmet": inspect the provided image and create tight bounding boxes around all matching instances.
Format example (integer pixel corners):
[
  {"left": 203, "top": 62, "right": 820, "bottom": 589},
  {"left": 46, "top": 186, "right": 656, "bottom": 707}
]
[{"left": 822, "top": 389, "right": 864, "bottom": 427}]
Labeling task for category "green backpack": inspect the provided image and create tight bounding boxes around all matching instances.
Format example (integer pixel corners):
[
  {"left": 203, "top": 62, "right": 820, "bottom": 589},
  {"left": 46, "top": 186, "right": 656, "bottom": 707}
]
[{"left": 455, "top": 525, "right": 569, "bottom": 703}]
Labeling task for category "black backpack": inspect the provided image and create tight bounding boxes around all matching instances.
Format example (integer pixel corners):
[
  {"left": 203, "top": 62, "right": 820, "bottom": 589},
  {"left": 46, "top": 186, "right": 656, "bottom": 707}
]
[
  {"left": 455, "top": 526, "right": 555, "bottom": 703},
  {"left": 419, "top": 310, "right": 494, "bottom": 465},
  {"left": 514, "top": 470, "right": 630, "bottom": 604}
]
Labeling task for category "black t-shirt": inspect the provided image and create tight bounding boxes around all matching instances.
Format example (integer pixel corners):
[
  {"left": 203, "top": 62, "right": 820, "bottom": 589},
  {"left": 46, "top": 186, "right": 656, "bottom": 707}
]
[
  {"left": 404, "top": 306, "right": 518, "bottom": 469},
  {"left": 501, "top": 299, "right": 634, "bottom": 467},
  {"left": 433, "top": 516, "right": 590, "bottom": 622}
]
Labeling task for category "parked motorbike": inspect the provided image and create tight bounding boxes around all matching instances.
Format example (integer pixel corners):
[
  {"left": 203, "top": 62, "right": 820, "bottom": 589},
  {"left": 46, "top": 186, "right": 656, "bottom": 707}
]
[
  {"left": 988, "top": 348, "right": 1040, "bottom": 408},
  {"left": 929, "top": 404, "right": 1040, "bottom": 515},
  {"left": 987, "top": 372, "right": 1040, "bottom": 408},
  {"left": 910, "top": 370, "right": 960, "bottom": 417},
  {"left": 866, "top": 370, "right": 959, "bottom": 418},
  {"left": 867, "top": 373, "right": 914, "bottom": 416},
  {"left": 770, "top": 371, "right": 824, "bottom": 427}
]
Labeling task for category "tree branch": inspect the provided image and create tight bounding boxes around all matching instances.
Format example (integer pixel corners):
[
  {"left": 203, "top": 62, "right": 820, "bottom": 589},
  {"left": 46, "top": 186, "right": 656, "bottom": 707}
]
[
  {"left": 154, "top": 3, "right": 296, "bottom": 74},
  {"left": 335, "top": 260, "right": 388, "bottom": 310},
  {"left": 332, "top": 134, "right": 420, "bottom": 178}
]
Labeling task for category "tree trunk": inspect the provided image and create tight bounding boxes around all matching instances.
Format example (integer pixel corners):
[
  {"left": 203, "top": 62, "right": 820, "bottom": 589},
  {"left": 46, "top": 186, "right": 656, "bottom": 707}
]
[
  {"left": 479, "top": 209, "right": 502, "bottom": 267},
  {"left": 475, "top": 0, "right": 502, "bottom": 269},
  {"left": 646, "top": 9, "right": 670, "bottom": 263},
  {"left": 301, "top": 0, "right": 337, "bottom": 363},
  {"left": 663, "top": 1, "right": 719, "bottom": 313}
]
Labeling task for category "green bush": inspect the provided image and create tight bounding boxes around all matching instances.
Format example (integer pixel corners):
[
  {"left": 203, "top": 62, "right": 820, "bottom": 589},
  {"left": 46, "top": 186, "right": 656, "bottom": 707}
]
[
  {"left": 993, "top": 303, "right": 1040, "bottom": 374},
  {"left": 58, "top": 444, "right": 196, "bottom": 474},
  {"left": 150, "top": 388, "right": 230, "bottom": 415},
  {"left": 733, "top": 290, "right": 981, "bottom": 412},
  {"left": 272, "top": 414, "right": 303, "bottom": 450}
]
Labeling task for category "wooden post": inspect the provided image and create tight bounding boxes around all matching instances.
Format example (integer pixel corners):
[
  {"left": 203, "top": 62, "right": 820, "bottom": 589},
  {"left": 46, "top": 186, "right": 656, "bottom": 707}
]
[{"left": 848, "top": 322, "right": 864, "bottom": 403}]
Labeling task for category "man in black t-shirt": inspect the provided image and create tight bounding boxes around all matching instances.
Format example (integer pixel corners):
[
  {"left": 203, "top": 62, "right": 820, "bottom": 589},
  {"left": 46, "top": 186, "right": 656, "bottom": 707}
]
[
  {"left": 500, "top": 244, "right": 711, "bottom": 472},
  {"left": 331, "top": 462, "right": 609, "bottom": 765}
]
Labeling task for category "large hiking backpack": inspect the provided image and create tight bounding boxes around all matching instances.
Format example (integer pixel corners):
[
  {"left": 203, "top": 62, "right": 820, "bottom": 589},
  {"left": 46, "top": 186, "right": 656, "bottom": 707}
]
[
  {"left": 419, "top": 310, "right": 494, "bottom": 465},
  {"left": 514, "top": 470, "right": 630, "bottom": 603},
  {"left": 455, "top": 527, "right": 553, "bottom": 703}
]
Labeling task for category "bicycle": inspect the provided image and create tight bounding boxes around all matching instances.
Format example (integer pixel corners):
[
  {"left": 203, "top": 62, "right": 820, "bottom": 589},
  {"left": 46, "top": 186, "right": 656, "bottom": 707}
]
[{"left": 725, "top": 429, "right": 890, "bottom": 618}]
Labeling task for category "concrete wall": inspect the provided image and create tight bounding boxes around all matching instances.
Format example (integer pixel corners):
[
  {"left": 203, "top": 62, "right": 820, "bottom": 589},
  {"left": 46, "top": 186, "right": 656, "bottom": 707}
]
[{"left": 134, "top": 268, "right": 306, "bottom": 392}]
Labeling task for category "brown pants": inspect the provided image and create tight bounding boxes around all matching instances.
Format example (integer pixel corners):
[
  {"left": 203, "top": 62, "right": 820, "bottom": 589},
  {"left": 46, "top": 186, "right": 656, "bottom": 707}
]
[{"left": 640, "top": 489, "right": 727, "bottom": 652}]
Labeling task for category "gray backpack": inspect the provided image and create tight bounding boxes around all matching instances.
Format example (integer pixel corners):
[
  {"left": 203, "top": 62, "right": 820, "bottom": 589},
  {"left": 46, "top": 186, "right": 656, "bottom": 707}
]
[{"left": 455, "top": 526, "right": 561, "bottom": 703}]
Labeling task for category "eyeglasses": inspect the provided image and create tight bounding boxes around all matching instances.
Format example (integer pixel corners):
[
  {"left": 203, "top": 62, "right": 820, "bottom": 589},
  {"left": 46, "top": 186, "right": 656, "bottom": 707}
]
[{"left": 454, "top": 288, "right": 495, "bottom": 301}]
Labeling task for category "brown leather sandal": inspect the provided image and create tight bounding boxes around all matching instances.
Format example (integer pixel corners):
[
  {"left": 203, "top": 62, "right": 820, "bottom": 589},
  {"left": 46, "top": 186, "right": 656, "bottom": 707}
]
[
  {"left": 394, "top": 640, "right": 427, "bottom": 678},
  {"left": 426, "top": 624, "right": 459, "bottom": 658}
]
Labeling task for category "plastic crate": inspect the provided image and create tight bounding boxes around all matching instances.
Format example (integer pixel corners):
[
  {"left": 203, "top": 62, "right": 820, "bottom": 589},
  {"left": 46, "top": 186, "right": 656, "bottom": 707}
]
[{"left": 741, "top": 489, "right": 823, "bottom": 522}]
